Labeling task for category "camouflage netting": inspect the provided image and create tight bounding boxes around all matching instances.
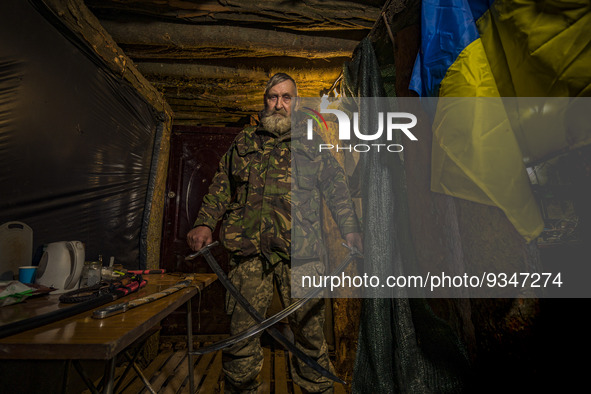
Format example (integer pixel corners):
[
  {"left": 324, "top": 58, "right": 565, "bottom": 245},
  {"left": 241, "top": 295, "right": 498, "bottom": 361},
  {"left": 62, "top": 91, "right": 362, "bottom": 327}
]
[{"left": 345, "top": 37, "right": 471, "bottom": 393}]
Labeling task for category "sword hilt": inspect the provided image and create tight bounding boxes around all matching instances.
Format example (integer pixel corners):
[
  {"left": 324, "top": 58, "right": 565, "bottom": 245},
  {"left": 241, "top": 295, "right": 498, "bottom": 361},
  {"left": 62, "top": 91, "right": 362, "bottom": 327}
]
[
  {"left": 185, "top": 241, "right": 220, "bottom": 261},
  {"left": 341, "top": 242, "right": 363, "bottom": 258}
]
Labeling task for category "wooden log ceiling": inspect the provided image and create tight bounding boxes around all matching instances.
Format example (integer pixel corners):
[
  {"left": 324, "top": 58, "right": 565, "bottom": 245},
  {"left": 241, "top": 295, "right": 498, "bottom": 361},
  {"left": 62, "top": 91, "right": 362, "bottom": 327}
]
[{"left": 84, "top": 0, "right": 388, "bottom": 126}]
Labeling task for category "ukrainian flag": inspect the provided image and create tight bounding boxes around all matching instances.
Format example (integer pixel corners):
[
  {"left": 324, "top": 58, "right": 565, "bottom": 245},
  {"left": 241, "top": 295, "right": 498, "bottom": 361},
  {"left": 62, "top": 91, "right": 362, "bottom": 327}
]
[{"left": 410, "top": 0, "right": 591, "bottom": 242}]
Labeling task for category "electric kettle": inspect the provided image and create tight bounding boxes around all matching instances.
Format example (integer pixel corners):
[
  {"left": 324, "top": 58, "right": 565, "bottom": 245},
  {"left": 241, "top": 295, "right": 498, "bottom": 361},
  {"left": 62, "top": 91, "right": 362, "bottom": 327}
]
[{"left": 35, "top": 241, "right": 85, "bottom": 294}]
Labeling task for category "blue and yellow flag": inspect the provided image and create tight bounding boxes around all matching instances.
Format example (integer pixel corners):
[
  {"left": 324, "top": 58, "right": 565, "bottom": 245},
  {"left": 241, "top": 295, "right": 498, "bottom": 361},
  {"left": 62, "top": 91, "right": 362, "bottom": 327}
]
[{"left": 410, "top": 0, "right": 591, "bottom": 241}]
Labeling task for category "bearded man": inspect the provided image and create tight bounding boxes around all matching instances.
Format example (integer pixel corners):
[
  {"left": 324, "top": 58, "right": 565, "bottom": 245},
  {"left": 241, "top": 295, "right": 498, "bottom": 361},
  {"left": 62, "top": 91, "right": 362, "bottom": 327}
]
[{"left": 187, "top": 73, "right": 362, "bottom": 394}]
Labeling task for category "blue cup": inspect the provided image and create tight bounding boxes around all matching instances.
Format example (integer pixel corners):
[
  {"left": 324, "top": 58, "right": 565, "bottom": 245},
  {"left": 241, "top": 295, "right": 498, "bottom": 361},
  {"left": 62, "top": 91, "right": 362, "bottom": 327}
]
[{"left": 19, "top": 266, "right": 37, "bottom": 284}]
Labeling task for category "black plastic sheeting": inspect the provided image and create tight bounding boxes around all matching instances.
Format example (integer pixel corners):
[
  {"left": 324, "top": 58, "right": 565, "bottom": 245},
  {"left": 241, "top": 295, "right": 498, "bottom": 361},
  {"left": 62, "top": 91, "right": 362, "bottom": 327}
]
[{"left": 0, "top": 1, "right": 162, "bottom": 268}]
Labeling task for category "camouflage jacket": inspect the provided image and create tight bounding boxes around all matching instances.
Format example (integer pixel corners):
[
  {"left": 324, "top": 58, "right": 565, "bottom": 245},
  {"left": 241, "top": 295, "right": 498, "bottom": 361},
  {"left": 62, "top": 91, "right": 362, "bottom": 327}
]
[{"left": 194, "top": 119, "right": 360, "bottom": 265}]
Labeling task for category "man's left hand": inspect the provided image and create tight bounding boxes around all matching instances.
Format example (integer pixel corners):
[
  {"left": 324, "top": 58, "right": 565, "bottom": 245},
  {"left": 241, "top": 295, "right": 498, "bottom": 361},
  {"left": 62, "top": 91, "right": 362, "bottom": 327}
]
[{"left": 344, "top": 232, "right": 363, "bottom": 253}]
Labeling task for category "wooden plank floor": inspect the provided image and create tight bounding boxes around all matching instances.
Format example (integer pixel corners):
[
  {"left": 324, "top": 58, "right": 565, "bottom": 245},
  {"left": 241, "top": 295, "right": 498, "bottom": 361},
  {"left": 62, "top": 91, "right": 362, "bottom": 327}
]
[{"left": 87, "top": 336, "right": 347, "bottom": 394}]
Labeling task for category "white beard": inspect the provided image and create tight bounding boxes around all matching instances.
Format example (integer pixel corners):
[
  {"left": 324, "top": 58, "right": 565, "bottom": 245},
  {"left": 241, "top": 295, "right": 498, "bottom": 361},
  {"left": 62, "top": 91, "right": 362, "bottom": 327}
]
[{"left": 260, "top": 112, "right": 291, "bottom": 135}]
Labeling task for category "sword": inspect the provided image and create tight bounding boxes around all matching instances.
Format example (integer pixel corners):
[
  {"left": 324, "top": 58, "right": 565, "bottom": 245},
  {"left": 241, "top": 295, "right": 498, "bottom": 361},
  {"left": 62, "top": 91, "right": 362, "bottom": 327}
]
[
  {"left": 186, "top": 242, "right": 361, "bottom": 384},
  {"left": 92, "top": 279, "right": 192, "bottom": 319}
]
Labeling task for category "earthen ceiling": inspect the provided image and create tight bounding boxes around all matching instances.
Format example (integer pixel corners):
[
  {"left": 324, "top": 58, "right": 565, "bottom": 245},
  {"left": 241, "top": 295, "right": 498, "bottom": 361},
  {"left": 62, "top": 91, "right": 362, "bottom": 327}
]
[{"left": 83, "top": 0, "right": 388, "bottom": 126}]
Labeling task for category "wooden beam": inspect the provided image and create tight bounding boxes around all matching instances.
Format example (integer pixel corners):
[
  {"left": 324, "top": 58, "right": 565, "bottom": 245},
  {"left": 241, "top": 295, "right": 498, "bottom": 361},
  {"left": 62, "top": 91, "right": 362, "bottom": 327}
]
[
  {"left": 139, "top": 63, "right": 268, "bottom": 81},
  {"left": 152, "top": 81, "right": 337, "bottom": 98},
  {"left": 86, "top": 0, "right": 384, "bottom": 31},
  {"left": 172, "top": 114, "right": 248, "bottom": 127},
  {"left": 165, "top": 98, "right": 259, "bottom": 112},
  {"left": 139, "top": 63, "right": 342, "bottom": 86},
  {"left": 100, "top": 21, "right": 361, "bottom": 59},
  {"left": 133, "top": 55, "right": 348, "bottom": 72},
  {"left": 274, "top": 350, "right": 289, "bottom": 394}
]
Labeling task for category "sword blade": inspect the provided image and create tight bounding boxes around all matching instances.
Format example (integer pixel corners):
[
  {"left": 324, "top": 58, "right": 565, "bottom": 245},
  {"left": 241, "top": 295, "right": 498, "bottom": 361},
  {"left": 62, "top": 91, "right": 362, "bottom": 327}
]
[{"left": 191, "top": 243, "right": 360, "bottom": 384}]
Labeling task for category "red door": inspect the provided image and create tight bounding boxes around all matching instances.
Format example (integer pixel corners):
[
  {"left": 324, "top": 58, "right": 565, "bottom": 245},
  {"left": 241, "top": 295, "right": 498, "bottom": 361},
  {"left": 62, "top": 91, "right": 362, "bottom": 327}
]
[{"left": 161, "top": 125, "right": 241, "bottom": 334}]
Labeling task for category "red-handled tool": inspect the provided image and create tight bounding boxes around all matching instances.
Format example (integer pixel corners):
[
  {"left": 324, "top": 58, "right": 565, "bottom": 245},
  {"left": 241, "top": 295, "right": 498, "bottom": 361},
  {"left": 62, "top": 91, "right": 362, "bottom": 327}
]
[
  {"left": 127, "top": 269, "right": 166, "bottom": 275},
  {"left": 116, "top": 279, "right": 147, "bottom": 296}
]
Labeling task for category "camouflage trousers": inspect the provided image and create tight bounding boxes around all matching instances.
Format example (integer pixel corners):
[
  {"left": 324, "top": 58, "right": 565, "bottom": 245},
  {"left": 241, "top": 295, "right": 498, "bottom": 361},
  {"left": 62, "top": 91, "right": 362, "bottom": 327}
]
[{"left": 223, "top": 255, "right": 335, "bottom": 394}]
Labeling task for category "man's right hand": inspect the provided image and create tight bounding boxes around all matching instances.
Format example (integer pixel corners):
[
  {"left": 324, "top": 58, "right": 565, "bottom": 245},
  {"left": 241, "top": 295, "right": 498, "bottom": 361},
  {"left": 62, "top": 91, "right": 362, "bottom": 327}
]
[{"left": 187, "top": 226, "right": 213, "bottom": 251}]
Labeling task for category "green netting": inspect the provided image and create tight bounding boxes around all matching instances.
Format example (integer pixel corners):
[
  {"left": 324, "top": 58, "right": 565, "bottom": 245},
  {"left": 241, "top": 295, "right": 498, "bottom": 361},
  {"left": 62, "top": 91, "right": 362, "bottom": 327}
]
[{"left": 345, "top": 37, "right": 471, "bottom": 393}]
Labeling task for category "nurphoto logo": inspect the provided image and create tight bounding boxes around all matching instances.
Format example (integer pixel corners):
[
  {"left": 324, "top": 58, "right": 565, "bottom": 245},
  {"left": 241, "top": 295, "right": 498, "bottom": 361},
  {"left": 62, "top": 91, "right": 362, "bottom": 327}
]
[{"left": 302, "top": 97, "right": 418, "bottom": 153}]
